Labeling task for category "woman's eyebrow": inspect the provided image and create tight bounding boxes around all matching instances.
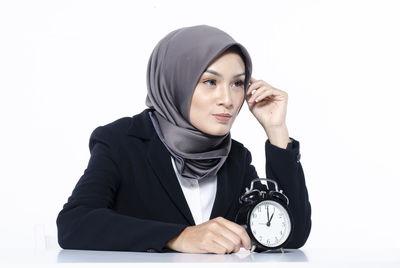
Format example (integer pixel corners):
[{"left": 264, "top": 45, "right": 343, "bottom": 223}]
[{"left": 204, "top": 69, "right": 245, "bottom": 78}]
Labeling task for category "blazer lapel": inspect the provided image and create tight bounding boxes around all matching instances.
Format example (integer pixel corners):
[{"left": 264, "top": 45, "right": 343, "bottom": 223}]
[
  {"left": 209, "top": 156, "right": 237, "bottom": 220},
  {"left": 146, "top": 133, "right": 196, "bottom": 226},
  {"left": 127, "top": 109, "right": 195, "bottom": 225}
]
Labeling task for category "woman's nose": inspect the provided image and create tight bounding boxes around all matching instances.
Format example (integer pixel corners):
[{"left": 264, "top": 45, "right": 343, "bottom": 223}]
[{"left": 217, "top": 84, "right": 233, "bottom": 107}]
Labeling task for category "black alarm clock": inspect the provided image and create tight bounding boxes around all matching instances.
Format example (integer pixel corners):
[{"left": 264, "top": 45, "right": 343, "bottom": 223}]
[{"left": 235, "top": 178, "right": 293, "bottom": 252}]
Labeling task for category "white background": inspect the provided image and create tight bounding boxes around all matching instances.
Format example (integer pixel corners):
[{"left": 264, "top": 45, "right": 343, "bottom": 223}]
[{"left": 0, "top": 0, "right": 399, "bottom": 251}]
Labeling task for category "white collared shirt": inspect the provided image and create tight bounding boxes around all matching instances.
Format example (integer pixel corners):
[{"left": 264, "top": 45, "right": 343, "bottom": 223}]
[{"left": 170, "top": 156, "right": 218, "bottom": 225}]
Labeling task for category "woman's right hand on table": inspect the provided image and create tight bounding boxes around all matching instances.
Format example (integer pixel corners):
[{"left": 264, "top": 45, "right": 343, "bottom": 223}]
[{"left": 166, "top": 216, "right": 251, "bottom": 254}]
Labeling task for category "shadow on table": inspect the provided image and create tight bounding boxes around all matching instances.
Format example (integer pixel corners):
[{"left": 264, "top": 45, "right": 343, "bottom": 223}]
[{"left": 57, "top": 248, "right": 308, "bottom": 263}]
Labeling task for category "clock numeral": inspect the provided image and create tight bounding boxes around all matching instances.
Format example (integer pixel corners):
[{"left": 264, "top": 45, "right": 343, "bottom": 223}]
[
  {"left": 252, "top": 213, "right": 257, "bottom": 218},
  {"left": 258, "top": 207, "right": 261, "bottom": 212},
  {"left": 266, "top": 239, "right": 270, "bottom": 245},
  {"left": 282, "top": 222, "right": 286, "bottom": 227},
  {"left": 280, "top": 230, "right": 283, "bottom": 235},
  {"left": 275, "top": 237, "right": 279, "bottom": 243}
]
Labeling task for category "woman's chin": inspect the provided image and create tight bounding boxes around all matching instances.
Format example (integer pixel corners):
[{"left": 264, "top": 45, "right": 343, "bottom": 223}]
[{"left": 201, "top": 126, "right": 230, "bottom": 137}]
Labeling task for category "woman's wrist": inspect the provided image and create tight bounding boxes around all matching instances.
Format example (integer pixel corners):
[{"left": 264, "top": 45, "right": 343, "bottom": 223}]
[
  {"left": 264, "top": 124, "right": 291, "bottom": 149},
  {"left": 166, "top": 226, "right": 189, "bottom": 252},
  {"left": 265, "top": 124, "right": 291, "bottom": 149}
]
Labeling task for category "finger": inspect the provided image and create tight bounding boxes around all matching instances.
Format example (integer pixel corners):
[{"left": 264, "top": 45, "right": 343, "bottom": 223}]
[
  {"left": 248, "top": 87, "right": 274, "bottom": 103},
  {"left": 212, "top": 224, "right": 242, "bottom": 251},
  {"left": 254, "top": 91, "right": 283, "bottom": 103},
  {"left": 213, "top": 233, "right": 239, "bottom": 254},
  {"left": 250, "top": 85, "right": 288, "bottom": 103},
  {"left": 247, "top": 80, "right": 277, "bottom": 96},
  {"left": 246, "top": 79, "right": 264, "bottom": 95},
  {"left": 215, "top": 217, "right": 251, "bottom": 250},
  {"left": 206, "top": 240, "right": 229, "bottom": 255},
  {"left": 256, "top": 88, "right": 288, "bottom": 103}
]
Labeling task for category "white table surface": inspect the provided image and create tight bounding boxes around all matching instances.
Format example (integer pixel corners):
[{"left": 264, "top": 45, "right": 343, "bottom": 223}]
[{"left": 1, "top": 248, "right": 399, "bottom": 267}]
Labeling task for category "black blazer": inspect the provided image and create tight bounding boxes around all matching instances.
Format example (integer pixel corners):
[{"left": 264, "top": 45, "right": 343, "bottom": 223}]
[{"left": 56, "top": 108, "right": 311, "bottom": 252}]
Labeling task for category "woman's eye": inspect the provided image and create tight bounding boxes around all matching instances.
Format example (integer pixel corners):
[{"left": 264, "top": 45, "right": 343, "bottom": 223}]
[
  {"left": 234, "top": 80, "right": 244, "bottom": 87},
  {"left": 204, "top": 79, "right": 216, "bottom": 86}
]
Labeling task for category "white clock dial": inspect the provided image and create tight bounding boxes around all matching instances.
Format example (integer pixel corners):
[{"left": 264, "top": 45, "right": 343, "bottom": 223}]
[{"left": 249, "top": 200, "right": 291, "bottom": 248}]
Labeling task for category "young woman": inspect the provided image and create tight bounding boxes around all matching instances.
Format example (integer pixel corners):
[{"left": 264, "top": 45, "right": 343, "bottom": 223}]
[{"left": 56, "top": 24, "right": 311, "bottom": 254}]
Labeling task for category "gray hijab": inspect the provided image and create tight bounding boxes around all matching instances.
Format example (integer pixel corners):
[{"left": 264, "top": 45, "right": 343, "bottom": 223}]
[{"left": 145, "top": 24, "right": 252, "bottom": 180}]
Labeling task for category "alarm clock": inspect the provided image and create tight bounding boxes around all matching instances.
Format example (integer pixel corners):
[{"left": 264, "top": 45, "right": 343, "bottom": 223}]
[{"left": 235, "top": 178, "right": 293, "bottom": 252}]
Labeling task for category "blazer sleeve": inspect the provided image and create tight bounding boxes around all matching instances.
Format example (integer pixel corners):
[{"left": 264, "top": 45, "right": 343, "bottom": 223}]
[
  {"left": 56, "top": 126, "right": 187, "bottom": 252},
  {"left": 264, "top": 137, "right": 312, "bottom": 248}
]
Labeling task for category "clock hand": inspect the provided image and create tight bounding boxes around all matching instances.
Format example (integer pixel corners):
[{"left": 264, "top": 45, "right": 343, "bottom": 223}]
[
  {"left": 269, "top": 211, "right": 275, "bottom": 222},
  {"left": 267, "top": 208, "right": 276, "bottom": 226},
  {"left": 267, "top": 205, "right": 270, "bottom": 221}
]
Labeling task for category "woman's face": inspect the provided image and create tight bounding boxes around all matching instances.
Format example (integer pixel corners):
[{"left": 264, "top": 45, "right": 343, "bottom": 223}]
[{"left": 189, "top": 51, "right": 245, "bottom": 136}]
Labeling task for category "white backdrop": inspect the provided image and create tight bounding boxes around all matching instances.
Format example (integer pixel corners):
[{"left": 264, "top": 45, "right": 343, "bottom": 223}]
[{"left": 1, "top": 0, "right": 399, "bottom": 250}]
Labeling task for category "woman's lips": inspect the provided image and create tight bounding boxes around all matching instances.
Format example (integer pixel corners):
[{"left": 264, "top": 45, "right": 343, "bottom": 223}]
[{"left": 213, "top": 114, "right": 232, "bottom": 123}]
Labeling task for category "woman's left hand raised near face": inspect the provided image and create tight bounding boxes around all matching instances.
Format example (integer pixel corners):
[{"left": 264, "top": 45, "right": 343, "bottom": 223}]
[{"left": 245, "top": 77, "right": 288, "bottom": 130}]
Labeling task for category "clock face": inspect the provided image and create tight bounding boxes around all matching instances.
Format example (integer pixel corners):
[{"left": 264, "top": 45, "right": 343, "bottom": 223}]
[{"left": 249, "top": 200, "right": 291, "bottom": 248}]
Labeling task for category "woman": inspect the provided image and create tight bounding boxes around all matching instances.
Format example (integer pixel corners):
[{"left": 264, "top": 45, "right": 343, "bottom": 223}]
[{"left": 56, "top": 25, "right": 311, "bottom": 254}]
